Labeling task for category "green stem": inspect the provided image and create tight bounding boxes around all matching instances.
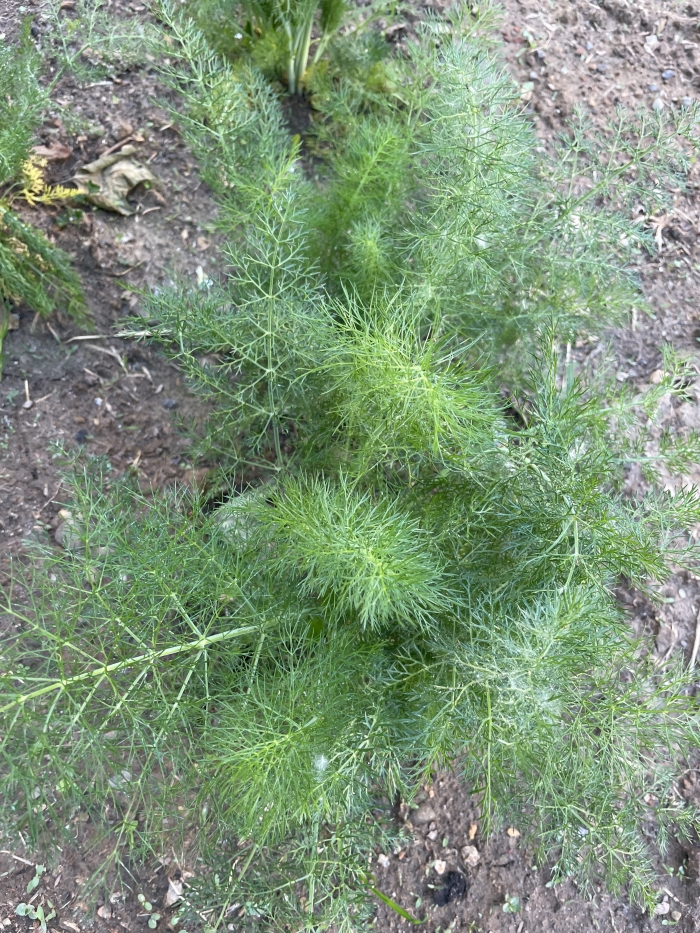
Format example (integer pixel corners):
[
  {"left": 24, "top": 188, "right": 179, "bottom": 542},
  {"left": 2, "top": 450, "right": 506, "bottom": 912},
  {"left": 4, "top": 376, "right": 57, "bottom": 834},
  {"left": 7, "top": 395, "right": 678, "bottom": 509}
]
[
  {"left": 363, "top": 874, "right": 423, "bottom": 924},
  {"left": 0, "top": 622, "right": 262, "bottom": 714},
  {"left": 294, "top": 12, "right": 315, "bottom": 91},
  {"left": 485, "top": 686, "right": 492, "bottom": 835}
]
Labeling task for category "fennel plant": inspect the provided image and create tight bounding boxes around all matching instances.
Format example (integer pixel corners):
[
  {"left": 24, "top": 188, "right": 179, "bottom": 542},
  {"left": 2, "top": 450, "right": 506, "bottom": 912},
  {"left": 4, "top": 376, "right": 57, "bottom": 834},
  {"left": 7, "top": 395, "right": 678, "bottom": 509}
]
[{"left": 2, "top": 4, "right": 699, "bottom": 930}]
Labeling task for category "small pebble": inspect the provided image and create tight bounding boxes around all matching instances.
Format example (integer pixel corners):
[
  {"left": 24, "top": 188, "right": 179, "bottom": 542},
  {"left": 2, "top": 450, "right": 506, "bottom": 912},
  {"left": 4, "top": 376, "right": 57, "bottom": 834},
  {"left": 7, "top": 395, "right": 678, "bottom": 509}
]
[
  {"left": 679, "top": 589, "right": 687, "bottom": 599},
  {"left": 461, "top": 845, "right": 481, "bottom": 868},
  {"left": 662, "top": 69, "right": 676, "bottom": 80},
  {"left": 653, "top": 98, "right": 665, "bottom": 112},
  {"left": 94, "top": 397, "right": 103, "bottom": 407},
  {"left": 162, "top": 398, "right": 178, "bottom": 409},
  {"left": 649, "top": 83, "right": 659, "bottom": 92},
  {"left": 376, "top": 853, "right": 390, "bottom": 869},
  {"left": 596, "top": 62, "right": 608, "bottom": 73},
  {"left": 412, "top": 802, "right": 436, "bottom": 823},
  {"left": 536, "top": 49, "right": 545, "bottom": 60},
  {"left": 682, "top": 96, "right": 693, "bottom": 107},
  {"left": 586, "top": 41, "right": 593, "bottom": 51},
  {"left": 75, "top": 428, "right": 89, "bottom": 443}
]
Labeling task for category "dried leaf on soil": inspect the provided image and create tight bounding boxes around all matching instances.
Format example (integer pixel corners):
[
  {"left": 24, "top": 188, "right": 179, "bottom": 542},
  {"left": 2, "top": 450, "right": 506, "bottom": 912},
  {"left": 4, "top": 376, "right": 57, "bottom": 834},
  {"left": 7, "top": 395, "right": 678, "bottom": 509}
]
[
  {"left": 164, "top": 878, "right": 183, "bottom": 907},
  {"left": 73, "top": 145, "right": 161, "bottom": 216},
  {"left": 33, "top": 141, "right": 73, "bottom": 161}
]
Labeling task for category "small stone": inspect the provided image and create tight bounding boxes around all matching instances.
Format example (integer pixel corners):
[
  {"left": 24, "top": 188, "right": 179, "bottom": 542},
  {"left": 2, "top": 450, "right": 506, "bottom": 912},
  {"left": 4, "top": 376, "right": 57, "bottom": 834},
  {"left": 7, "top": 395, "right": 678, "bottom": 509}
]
[
  {"left": 55, "top": 514, "right": 81, "bottom": 550},
  {"left": 433, "top": 859, "right": 447, "bottom": 875},
  {"left": 679, "top": 589, "right": 687, "bottom": 599},
  {"left": 412, "top": 802, "right": 436, "bottom": 823},
  {"left": 672, "top": 911, "right": 682, "bottom": 921},
  {"left": 682, "top": 96, "right": 693, "bottom": 107},
  {"left": 596, "top": 62, "right": 608, "bottom": 73},
  {"left": 520, "top": 81, "right": 535, "bottom": 102},
  {"left": 662, "top": 69, "right": 676, "bottom": 80},
  {"left": 97, "top": 905, "right": 112, "bottom": 919},
  {"left": 461, "top": 845, "right": 481, "bottom": 868},
  {"left": 654, "top": 900, "right": 670, "bottom": 916},
  {"left": 586, "top": 41, "right": 593, "bottom": 50},
  {"left": 649, "top": 83, "right": 659, "bottom": 92},
  {"left": 162, "top": 398, "right": 178, "bottom": 409},
  {"left": 536, "top": 49, "right": 545, "bottom": 60},
  {"left": 653, "top": 98, "right": 665, "bottom": 112},
  {"left": 376, "top": 853, "right": 390, "bottom": 869},
  {"left": 74, "top": 428, "right": 89, "bottom": 443}
]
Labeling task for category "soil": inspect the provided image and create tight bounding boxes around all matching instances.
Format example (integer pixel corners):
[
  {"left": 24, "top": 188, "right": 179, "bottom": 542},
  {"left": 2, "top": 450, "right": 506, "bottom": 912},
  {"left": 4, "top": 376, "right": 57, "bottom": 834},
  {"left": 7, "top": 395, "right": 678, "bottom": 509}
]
[
  {"left": 2, "top": 0, "right": 700, "bottom": 931},
  {"left": 0, "top": 12, "right": 218, "bottom": 584}
]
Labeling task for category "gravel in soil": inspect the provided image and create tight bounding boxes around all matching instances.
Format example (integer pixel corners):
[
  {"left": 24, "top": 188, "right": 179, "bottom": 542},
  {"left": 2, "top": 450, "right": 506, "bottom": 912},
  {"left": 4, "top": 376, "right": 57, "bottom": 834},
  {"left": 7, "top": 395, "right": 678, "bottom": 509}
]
[
  {"left": 3, "top": 1, "right": 700, "bottom": 931},
  {"left": 0, "top": 845, "right": 187, "bottom": 933}
]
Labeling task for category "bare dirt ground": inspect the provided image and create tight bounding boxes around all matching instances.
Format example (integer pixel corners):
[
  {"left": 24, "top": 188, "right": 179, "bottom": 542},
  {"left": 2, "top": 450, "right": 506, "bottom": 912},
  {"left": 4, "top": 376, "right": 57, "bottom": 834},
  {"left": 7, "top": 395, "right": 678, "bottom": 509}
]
[
  {"left": 2, "top": 1, "right": 700, "bottom": 932},
  {"left": 0, "top": 18, "right": 218, "bottom": 585}
]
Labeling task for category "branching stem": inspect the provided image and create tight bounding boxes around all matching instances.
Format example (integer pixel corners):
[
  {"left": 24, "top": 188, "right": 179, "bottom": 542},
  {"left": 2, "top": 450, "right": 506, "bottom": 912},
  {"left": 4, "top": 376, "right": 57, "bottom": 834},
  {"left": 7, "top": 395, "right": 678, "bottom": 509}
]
[{"left": 0, "top": 622, "right": 263, "bottom": 714}]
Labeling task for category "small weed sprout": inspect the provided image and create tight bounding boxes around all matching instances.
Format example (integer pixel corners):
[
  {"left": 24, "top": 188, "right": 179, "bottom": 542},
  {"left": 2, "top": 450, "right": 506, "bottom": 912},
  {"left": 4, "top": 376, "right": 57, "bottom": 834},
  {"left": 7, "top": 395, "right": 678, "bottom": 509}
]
[
  {"left": 26, "top": 863, "right": 45, "bottom": 894},
  {"left": 15, "top": 900, "right": 56, "bottom": 933},
  {"left": 2, "top": 3, "right": 700, "bottom": 930}
]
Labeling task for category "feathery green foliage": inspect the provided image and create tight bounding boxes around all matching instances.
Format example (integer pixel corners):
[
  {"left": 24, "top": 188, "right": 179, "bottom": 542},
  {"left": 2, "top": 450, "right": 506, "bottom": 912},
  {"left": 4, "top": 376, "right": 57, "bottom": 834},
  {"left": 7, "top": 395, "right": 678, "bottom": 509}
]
[
  {"left": 44, "top": 0, "right": 159, "bottom": 82},
  {"left": 2, "top": 3, "right": 700, "bottom": 929},
  {"left": 0, "top": 28, "right": 48, "bottom": 187},
  {"left": 155, "top": 2, "right": 698, "bottom": 361}
]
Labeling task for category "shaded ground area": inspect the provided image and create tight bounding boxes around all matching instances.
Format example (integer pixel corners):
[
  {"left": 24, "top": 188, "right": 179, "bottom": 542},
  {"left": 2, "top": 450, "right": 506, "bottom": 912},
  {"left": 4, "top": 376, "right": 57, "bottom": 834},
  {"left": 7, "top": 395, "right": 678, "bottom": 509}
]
[{"left": 0, "top": 47, "right": 218, "bottom": 582}]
